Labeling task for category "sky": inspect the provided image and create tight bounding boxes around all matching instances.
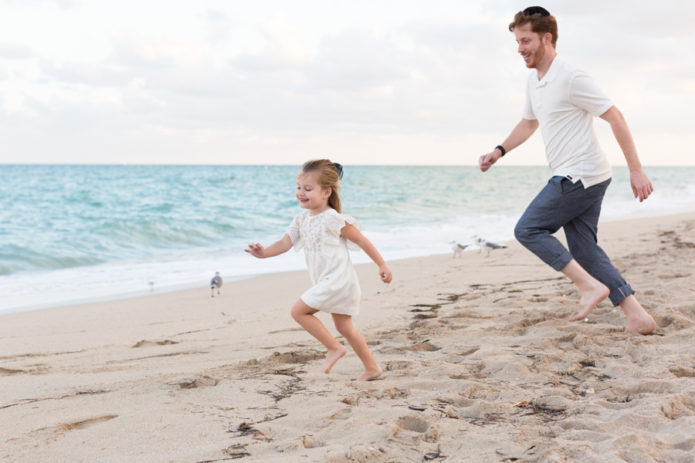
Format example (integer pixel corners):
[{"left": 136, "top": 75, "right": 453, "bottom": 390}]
[{"left": 1, "top": 0, "right": 694, "bottom": 166}]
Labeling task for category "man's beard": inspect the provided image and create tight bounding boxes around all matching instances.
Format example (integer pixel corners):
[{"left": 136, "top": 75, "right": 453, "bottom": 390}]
[{"left": 528, "top": 44, "right": 545, "bottom": 68}]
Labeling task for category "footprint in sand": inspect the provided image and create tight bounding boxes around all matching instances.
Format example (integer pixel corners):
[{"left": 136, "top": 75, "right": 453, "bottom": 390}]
[
  {"left": 676, "top": 305, "right": 695, "bottom": 320},
  {"left": 504, "top": 313, "right": 556, "bottom": 335},
  {"left": 658, "top": 273, "right": 691, "bottom": 280},
  {"left": 445, "top": 309, "right": 490, "bottom": 320},
  {"left": 132, "top": 339, "right": 178, "bottom": 348},
  {"left": 325, "top": 446, "right": 385, "bottom": 463},
  {"left": 241, "top": 349, "right": 323, "bottom": 374},
  {"left": 0, "top": 365, "right": 49, "bottom": 375},
  {"left": 624, "top": 380, "right": 677, "bottom": 395},
  {"left": 456, "top": 346, "right": 480, "bottom": 356},
  {"left": 0, "top": 367, "right": 26, "bottom": 376},
  {"left": 410, "top": 304, "right": 441, "bottom": 320},
  {"left": 328, "top": 408, "right": 351, "bottom": 420},
  {"left": 661, "top": 395, "right": 695, "bottom": 420},
  {"left": 670, "top": 366, "right": 695, "bottom": 378},
  {"left": 302, "top": 434, "right": 326, "bottom": 449},
  {"left": 377, "top": 387, "right": 409, "bottom": 399},
  {"left": 394, "top": 415, "right": 428, "bottom": 431},
  {"left": 26, "top": 414, "right": 119, "bottom": 438},
  {"left": 266, "top": 350, "right": 324, "bottom": 365},
  {"left": 267, "top": 327, "right": 304, "bottom": 334},
  {"left": 671, "top": 437, "right": 695, "bottom": 454},
  {"left": 656, "top": 313, "right": 694, "bottom": 331},
  {"left": 176, "top": 375, "right": 219, "bottom": 389},
  {"left": 391, "top": 415, "right": 439, "bottom": 444},
  {"left": 405, "top": 341, "right": 441, "bottom": 352},
  {"left": 341, "top": 396, "right": 361, "bottom": 405},
  {"left": 233, "top": 349, "right": 321, "bottom": 383},
  {"left": 384, "top": 360, "right": 412, "bottom": 371},
  {"left": 59, "top": 414, "right": 118, "bottom": 431}
]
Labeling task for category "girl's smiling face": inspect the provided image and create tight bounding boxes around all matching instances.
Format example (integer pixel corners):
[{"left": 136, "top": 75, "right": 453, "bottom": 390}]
[{"left": 296, "top": 171, "right": 331, "bottom": 214}]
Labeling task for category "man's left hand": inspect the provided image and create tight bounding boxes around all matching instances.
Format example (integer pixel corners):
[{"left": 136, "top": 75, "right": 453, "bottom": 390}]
[{"left": 630, "top": 169, "right": 653, "bottom": 202}]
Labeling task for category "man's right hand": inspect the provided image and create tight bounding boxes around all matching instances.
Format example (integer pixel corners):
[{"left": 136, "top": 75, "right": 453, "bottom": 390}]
[{"left": 478, "top": 150, "right": 501, "bottom": 172}]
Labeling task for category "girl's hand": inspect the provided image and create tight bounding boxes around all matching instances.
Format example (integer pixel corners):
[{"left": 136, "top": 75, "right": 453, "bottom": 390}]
[
  {"left": 378, "top": 264, "right": 392, "bottom": 284},
  {"left": 245, "top": 243, "right": 266, "bottom": 258}
]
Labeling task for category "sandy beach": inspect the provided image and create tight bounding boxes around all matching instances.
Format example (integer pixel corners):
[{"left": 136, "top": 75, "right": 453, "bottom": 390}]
[{"left": 1, "top": 212, "right": 694, "bottom": 462}]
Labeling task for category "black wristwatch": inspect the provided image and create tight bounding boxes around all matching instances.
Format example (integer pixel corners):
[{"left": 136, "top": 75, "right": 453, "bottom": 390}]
[{"left": 495, "top": 145, "right": 506, "bottom": 157}]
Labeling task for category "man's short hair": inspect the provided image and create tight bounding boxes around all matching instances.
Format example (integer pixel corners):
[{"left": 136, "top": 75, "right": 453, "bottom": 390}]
[{"left": 509, "top": 7, "right": 558, "bottom": 47}]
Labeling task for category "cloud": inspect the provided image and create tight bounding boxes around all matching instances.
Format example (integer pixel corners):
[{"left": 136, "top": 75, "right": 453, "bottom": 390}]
[
  {"left": 306, "top": 28, "right": 407, "bottom": 92},
  {"left": 1, "top": 0, "right": 78, "bottom": 8},
  {"left": 0, "top": 42, "right": 37, "bottom": 59},
  {"left": 230, "top": 14, "right": 308, "bottom": 72},
  {"left": 109, "top": 31, "right": 213, "bottom": 71},
  {"left": 0, "top": 1, "right": 693, "bottom": 165},
  {"left": 551, "top": 0, "right": 695, "bottom": 37},
  {"left": 203, "top": 8, "right": 231, "bottom": 45},
  {"left": 39, "top": 60, "right": 128, "bottom": 86},
  {"left": 110, "top": 39, "right": 177, "bottom": 70}
]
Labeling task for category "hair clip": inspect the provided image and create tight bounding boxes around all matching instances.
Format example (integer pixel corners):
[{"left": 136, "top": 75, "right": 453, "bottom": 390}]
[{"left": 333, "top": 162, "right": 344, "bottom": 179}]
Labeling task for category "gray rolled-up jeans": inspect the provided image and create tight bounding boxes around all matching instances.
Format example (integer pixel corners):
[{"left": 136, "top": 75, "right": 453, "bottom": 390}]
[{"left": 514, "top": 176, "right": 634, "bottom": 306}]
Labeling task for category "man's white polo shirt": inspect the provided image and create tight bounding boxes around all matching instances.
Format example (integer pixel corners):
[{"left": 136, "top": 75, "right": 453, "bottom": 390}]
[{"left": 522, "top": 55, "right": 613, "bottom": 188}]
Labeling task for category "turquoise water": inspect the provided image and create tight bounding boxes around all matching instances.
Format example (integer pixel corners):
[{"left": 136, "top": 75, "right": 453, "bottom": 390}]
[{"left": 1, "top": 164, "right": 694, "bottom": 313}]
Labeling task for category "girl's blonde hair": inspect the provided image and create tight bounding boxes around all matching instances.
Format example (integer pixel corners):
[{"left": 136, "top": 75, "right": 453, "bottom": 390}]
[{"left": 301, "top": 159, "right": 343, "bottom": 213}]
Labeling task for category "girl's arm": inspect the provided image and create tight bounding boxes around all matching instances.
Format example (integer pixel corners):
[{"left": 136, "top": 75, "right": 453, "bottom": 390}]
[
  {"left": 245, "top": 234, "right": 293, "bottom": 258},
  {"left": 340, "top": 224, "right": 392, "bottom": 283}
]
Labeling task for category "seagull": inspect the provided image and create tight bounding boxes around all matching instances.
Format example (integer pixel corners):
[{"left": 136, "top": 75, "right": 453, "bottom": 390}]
[
  {"left": 448, "top": 240, "right": 469, "bottom": 258},
  {"left": 210, "top": 272, "right": 222, "bottom": 297},
  {"left": 474, "top": 236, "right": 507, "bottom": 256}
]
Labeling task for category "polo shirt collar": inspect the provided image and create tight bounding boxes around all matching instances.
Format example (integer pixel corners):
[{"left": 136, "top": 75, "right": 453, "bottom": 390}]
[{"left": 535, "top": 55, "right": 561, "bottom": 87}]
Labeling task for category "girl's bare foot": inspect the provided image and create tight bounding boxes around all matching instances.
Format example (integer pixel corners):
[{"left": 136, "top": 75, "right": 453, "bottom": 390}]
[
  {"left": 324, "top": 344, "right": 347, "bottom": 373},
  {"left": 568, "top": 282, "right": 609, "bottom": 321},
  {"left": 358, "top": 366, "right": 383, "bottom": 381}
]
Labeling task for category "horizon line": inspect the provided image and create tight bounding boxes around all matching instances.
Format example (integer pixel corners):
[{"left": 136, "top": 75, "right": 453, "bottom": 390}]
[{"left": 1, "top": 163, "right": 693, "bottom": 168}]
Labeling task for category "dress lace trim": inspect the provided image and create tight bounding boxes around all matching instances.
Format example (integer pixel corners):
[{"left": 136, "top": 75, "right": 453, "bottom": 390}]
[{"left": 286, "top": 209, "right": 359, "bottom": 253}]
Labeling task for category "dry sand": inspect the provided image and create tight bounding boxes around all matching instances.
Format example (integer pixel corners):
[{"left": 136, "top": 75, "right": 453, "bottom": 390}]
[{"left": 1, "top": 212, "right": 694, "bottom": 463}]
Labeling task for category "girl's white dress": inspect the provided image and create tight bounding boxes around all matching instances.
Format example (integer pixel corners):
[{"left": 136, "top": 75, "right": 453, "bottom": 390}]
[{"left": 286, "top": 208, "right": 361, "bottom": 316}]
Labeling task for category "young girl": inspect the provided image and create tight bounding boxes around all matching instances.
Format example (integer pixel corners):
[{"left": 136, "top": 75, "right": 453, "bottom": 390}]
[{"left": 245, "top": 159, "right": 392, "bottom": 381}]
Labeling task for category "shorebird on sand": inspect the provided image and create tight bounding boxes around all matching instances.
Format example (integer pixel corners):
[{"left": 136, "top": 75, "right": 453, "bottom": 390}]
[
  {"left": 474, "top": 236, "right": 507, "bottom": 256},
  {"left": 448, "top": 240, "right": 469, "bottom": 258},
  {"left": 210, "top": 272, "right": 223, "bottom": 297}
]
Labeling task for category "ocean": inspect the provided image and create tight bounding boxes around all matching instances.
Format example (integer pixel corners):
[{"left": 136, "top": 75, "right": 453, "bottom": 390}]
[{"left": 1, "top": 164, "right": 694, "bottom": 314}]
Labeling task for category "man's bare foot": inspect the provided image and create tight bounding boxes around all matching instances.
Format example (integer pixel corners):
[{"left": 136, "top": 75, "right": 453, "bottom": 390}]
[
  {"left": 626, "top": 314, "right": 657, "bottom": 334},
  {"left": 621, "top": 295, "right": 657, "bottom": 335},
  {"left": 568, "top": 283, "right": 609, "bottom": 321},
  {"left": 358, "top": 366, "right": 383, "bottom": 381},
  {"left": 324, "top": 345, "right": 347, "bottom": 374}
]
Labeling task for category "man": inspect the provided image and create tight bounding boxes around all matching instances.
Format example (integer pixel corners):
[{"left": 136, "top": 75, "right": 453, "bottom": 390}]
[{"left": 479, "top": 6, "right": 656, "bottom": 334}]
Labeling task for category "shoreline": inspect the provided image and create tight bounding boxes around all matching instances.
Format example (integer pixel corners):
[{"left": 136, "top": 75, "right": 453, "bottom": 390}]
[
  {"left": 1, "top": 211, "right": 694, "bottom": 461},
  {"left": 2, "top": 208, "right": 693, "bottom": 318}
]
